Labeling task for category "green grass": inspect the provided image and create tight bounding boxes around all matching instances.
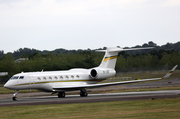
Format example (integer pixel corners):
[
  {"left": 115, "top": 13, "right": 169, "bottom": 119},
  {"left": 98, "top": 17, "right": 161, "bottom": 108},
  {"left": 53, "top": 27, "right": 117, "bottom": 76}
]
[
  {"left": 88, "top": 86, "right": 180, "bottom": 95},
  {"left": 0, "top": 97, "right": 180, "bottom": 119},
  {"left": 116, "top": 70, "right": 180, "bottom": 80},
  {"left": 0, "top": 86, "right": 39, "bottom": 94}
]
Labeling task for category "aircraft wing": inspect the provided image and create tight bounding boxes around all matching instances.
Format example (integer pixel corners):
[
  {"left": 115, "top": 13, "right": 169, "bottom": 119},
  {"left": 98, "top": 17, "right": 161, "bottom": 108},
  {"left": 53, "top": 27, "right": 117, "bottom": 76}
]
[{"left": 53, "top": 65, "right": 178, "bottom": 91}]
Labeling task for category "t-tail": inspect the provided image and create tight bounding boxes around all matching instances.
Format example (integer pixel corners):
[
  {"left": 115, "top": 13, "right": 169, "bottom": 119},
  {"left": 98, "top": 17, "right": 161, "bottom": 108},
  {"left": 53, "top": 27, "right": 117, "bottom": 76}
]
[{"left": 97, "top": 47, "right": 154, "bottom": 69}]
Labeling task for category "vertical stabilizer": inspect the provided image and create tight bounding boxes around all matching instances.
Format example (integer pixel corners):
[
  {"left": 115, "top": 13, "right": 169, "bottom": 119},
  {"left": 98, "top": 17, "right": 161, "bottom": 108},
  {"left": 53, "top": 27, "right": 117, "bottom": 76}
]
[
  {"left": 97, "top": 47, "right": 119, "bottom": 69},
  {"left": 97, "top": 47, "right": 154, "bottom": 69}
]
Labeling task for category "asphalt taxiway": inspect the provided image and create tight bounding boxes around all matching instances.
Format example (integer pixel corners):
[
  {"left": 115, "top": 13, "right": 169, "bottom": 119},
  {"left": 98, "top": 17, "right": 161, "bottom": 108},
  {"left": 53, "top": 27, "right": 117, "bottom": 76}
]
[{"left": 0, "top": 90, "right": 180, "bottom": 107}]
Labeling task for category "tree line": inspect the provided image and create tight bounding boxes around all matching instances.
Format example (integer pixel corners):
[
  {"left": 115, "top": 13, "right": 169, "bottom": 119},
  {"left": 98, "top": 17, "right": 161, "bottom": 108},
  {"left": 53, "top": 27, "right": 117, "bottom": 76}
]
[
  {"left": 0, "top": 41, "right": 180, "bottom": 59},
  {"left": 0, "top": 41, "right": 180, "bottom": 83}
]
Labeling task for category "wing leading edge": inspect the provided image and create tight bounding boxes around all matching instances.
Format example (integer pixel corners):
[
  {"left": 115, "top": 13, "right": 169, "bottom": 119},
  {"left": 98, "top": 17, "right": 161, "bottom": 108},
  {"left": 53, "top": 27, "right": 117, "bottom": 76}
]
[{"left": 53, "top": 65, "right": 178, "bottom": 91}]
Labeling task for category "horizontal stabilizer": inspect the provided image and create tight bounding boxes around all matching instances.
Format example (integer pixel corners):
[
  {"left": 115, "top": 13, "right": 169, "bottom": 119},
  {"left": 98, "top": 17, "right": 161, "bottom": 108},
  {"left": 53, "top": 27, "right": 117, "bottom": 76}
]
[
  {"left": 96, "top": 47, "right": 154, "bottom": 53},
  {"left": 109, "top": 47, "right": 154, "bottom": 52}
]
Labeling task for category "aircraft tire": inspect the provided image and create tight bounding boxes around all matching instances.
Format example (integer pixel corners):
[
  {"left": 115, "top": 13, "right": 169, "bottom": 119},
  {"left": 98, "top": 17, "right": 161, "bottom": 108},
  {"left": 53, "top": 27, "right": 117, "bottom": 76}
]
[
  {"left": 80, "top": 91, "right": 88, "bottom": 97},
  {"left": 58, "top": 92, "right": 65, "bottom": 98},
  {"left": 12, "top": 97, "right": 17, "bottom": 101}
]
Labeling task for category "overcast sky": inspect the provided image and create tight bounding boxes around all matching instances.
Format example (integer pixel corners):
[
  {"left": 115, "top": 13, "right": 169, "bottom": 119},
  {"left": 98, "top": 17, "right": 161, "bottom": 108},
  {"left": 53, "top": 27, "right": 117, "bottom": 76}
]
[{"left": 0, "top": 0, "right": 180, "bottom": 53}]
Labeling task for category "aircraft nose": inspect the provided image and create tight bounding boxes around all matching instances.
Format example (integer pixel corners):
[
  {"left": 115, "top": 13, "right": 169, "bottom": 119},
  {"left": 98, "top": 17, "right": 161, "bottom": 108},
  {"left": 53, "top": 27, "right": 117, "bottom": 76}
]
[
  {"left": 4, "top": 82, "right": 8, "bottom": 88},
  {"left": 4, "top": 81, "right": 10, "bottom": 89}
]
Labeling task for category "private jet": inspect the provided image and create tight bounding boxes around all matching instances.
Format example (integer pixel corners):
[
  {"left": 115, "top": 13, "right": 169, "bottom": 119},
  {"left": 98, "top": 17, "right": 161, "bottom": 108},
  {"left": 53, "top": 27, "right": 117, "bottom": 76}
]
[{"left": 4, "top": 47, "right": 178, "bottom": 101}]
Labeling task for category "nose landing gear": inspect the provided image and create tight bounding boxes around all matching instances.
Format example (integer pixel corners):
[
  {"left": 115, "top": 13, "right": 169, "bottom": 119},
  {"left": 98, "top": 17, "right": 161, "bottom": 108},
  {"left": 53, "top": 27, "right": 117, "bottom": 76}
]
[{"left": 12, "top": 90, "right": 19, "bottom": 101}]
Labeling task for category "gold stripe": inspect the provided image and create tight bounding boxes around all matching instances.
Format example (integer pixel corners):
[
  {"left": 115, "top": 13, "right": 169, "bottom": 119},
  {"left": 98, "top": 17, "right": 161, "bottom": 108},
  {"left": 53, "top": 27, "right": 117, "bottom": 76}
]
[
  {"left": 103, "top": 56, "right": 117, "bottom": 62},
  {"left": 12, "top": 79, "right": 105, "bottom": 86},
  {"left": 168, "top": 71, "right": 173, "bottom": 74}
]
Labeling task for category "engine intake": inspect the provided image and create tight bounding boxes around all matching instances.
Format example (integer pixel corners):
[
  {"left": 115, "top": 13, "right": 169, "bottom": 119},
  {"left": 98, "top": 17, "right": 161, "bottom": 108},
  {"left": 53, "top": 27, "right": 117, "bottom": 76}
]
[{"left": 90, "top": 69, "right": 98, "bottom": 78}]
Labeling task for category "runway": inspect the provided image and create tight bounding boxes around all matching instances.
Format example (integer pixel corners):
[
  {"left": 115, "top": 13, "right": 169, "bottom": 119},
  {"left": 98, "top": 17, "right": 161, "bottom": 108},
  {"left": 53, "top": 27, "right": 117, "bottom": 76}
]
[
  {"left": 1, "top": 90, "right": 180, "bottom": 107},
  {"left": 1, "top": 78, "right": 180, "bottom": 107}
]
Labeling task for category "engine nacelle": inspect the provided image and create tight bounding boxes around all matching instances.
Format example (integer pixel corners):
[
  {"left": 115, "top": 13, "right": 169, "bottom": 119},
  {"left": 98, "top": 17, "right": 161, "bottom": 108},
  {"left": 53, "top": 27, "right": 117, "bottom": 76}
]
[{"left": 89, "top": 68, "right": 116, "bottom": 79}]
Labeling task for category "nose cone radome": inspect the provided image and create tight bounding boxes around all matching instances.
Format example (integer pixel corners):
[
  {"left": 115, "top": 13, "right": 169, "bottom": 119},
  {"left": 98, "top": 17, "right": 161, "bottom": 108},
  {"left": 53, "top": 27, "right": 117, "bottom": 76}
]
[
  {"left": 4, "top": 82, "right": 8, "bottom": 88},
  {"left": 4, "top": 81, "right": 11, "bottom": 89}
]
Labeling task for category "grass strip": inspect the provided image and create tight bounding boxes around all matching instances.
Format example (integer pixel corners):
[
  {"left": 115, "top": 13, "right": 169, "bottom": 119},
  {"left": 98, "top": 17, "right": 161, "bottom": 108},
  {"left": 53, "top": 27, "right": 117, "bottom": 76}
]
[{"left": 0, "top": 97, "right": 180, "bottom": 119}]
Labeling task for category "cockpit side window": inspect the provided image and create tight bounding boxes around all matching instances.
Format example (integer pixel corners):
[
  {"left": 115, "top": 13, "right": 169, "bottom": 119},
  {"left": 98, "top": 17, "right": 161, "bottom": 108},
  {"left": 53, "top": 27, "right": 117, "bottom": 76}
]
[
  {"left": 14, "top": 76, "right": 18, "bottom": 79},
  {"left": 19, "top": 76, "right": 24, "bottom": 79}
]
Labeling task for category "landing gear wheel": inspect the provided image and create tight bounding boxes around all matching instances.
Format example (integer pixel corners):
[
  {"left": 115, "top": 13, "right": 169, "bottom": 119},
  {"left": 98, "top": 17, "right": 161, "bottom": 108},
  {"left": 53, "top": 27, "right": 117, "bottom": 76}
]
[
  {"left": 80, "top": 90, "right": 88, "bottom": 97},
  {"left": 80, "top": 92, "right": 88, "bottom": 97},
  {"left": 58, "top": 92, "right": 66, "bottom": 98},
  {"left": 12, "top": 97, "right": 17, "bottom": 101}
]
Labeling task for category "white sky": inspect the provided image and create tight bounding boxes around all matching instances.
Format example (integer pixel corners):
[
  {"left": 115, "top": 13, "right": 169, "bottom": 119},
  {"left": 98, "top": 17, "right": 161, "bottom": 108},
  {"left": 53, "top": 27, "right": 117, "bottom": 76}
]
[{"left": 0, "top": 0, "right": 180, "bottom": 53}]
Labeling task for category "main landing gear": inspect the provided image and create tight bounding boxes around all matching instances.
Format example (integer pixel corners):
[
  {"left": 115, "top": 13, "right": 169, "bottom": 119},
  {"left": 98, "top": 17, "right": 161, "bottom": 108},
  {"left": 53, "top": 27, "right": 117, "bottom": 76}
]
[
  {"left": 58, "top": 92, "right": 66, "bottom": 98},
  {"left": 12, "top": 90, "right": 19, "bottom": 101},
  {"left": 57, "top": 88, "right": 88, "bottom": 98},
  {"left": 80, "top": 88, "right": 88, "bottom": 97}
]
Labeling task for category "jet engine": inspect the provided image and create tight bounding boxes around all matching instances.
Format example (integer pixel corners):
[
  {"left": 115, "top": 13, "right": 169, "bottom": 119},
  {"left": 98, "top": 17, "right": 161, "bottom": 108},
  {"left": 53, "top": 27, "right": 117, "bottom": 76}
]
[{"left": 89, "top": 68, "right": 116, "bottom": 79}]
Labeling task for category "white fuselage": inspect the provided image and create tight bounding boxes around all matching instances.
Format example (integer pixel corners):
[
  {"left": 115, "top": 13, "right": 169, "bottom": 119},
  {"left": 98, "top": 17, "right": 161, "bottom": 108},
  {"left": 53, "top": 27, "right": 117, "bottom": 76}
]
[{"left": 4, "top": 67, "right": 116, "bottom": 92}]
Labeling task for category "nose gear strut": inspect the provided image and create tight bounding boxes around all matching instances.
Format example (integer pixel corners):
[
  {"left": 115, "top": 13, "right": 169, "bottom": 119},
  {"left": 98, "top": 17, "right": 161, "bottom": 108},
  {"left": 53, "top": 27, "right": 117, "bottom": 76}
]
[{"left": 12, "top": 90, "right": 19, "bottom": 101}]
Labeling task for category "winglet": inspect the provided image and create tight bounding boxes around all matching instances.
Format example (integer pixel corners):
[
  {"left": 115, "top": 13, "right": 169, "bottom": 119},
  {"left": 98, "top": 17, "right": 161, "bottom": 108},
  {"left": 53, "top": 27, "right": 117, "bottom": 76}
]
[{"left": 162, "top": 65, "right": 178, "bottom": 79}]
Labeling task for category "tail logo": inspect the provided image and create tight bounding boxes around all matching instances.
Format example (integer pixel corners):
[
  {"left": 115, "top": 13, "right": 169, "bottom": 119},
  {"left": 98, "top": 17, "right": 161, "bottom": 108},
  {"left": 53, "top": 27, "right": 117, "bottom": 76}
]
[{"left": 103, "top": 56, "right": 117, "bottom": 62}]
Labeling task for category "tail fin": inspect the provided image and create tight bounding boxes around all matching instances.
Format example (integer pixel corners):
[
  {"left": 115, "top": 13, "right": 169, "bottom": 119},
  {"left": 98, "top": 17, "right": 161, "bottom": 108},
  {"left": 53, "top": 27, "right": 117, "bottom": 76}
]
[{"left": 97, "top": 47, "right": 154, "bottom": 69}]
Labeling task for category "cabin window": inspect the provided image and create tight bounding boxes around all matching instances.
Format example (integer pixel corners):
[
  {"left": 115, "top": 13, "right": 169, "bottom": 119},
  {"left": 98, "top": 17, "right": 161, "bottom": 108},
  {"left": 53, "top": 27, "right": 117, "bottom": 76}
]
[
  {"left": 19, "top": 76, "right": 24, "bottom": 79},
  {"left": 60, "top": 76, "right": 63, "bottom": 79},
  {"left": 65, "top": 76, "right": 69, "bottom": 79},
  {"left": 76, "top": 75, "right": 80, "bottom": 79},
  {"left": 49, "top": 77, "right": 52, "bottom": 80},
  {"left": 38, "top": 77, "right": 41, "bottom": 81},
  {"left": 43, "top": 77, "right": 46, "bottom": 80},
  {"left": 55, "top": 76, "right": 58, "bottom": 80},
  {"left": 71, "top": 75, "right": 74, "bottom": 79}
]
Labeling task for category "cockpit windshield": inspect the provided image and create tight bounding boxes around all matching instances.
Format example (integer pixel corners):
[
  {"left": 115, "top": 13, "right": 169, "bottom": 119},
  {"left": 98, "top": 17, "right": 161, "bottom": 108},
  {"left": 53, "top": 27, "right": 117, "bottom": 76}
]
[
  {"left": 10, "top": 76, "right": 19, "bottom": 80},
  {"left": 10, "top": 76, "right": 24, "bottom": 80},
  {"left": 19, "top": 76, "right": 24, "bottom": 79}
]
